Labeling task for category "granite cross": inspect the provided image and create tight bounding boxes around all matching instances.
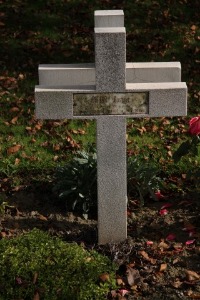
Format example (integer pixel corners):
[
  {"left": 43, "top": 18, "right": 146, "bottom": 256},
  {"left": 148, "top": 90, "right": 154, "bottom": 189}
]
[{"left": 35, "top": 10, "right": 187, "bottom": 244}]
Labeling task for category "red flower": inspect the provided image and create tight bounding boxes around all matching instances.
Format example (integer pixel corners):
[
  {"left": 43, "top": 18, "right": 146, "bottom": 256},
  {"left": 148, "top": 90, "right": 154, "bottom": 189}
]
[{"left": 189, "top": 116, "right": 200, "bottom": 136}]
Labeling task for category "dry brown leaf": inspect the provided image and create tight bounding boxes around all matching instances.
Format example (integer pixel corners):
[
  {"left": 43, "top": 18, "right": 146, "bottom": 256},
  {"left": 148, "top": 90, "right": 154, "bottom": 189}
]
[
  {"left": 138, "top": 250, "right": 149, "bottom": 260},
  {"left": 14, "top": 158, "right": 20, "bottom": 165},
  {"left": 171, "top": 279, "right": 183, "bottom": 289},
  {"left": 38, "top": 215, "right": 48, "bottom": 221},
  {"left": 168, "top": 150, "right": 172, "bottom": 157},
  {"left": 33, "top": 291, "right": 40, "bottom": 300},
  {"left": 188, "top": 293, "right": 200, "bottom": 299},
  {"left": 0, "top": 231, "right": 7, "bottom": 238},
  {"left": 126, "top": 266, "right": 140, "bottom": 286},
  {"left": 33, "top": 272, "right": 38, "bottom": 284},
  {"left": 191, "top": 25, "right": 197, "bottom": 31},
  {"left": 186, "top": 270, "right": 200, "bottom": 281},
  {"left": 7, "top": 144, "right": 21, "bottom": 155},
  {"left": 116, "top": 277, "right": 125, "bottom": 286},
  {"left": 159, "top": 263, "right": 167, "bottom": 272},
  {"left": 10, "top": 116, "right": 18, "bottom": 124},
  {"left": 158, "top": 241, "right": 169, "bottom": 250},
  {"left": 53, "top": 144, "right": 60, "bottom": 151},
  {"left": 99, "top": 273, "right": 110, "bottom": 282},
  {"left": 10, "top": 107, "right": 20, "bottom": 113}
]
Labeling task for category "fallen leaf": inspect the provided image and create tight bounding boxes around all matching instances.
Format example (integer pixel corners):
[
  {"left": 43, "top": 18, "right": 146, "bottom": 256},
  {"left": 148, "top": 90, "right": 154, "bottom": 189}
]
[
  {"left": 185, "top": 239, "right": 195, "bottom": 246},
  {"left": 99, "top": 273, "right": 110, "bottom": 282},
  {"left": 10, "top": 107, "right": 20, "bottom": 113},
  {"left": 118, "top": 289, "right": 129, "bottom": 297},
  {"left": 188, "top": 293, "right": 200, "bottom": 299},
  {"left": 116, "top": 277, "right": 125, "bottom": 286},
  {"left": 33, "top": 272, "right": 38, "bottom": 284},
  {"left": 161, "top": 203, "right": 173, "bottom": 209},
  {"left": 159, "top": 263, "right": 167, "bottom": 272},
  {"left": 14, "top": 158, "right": 20, "bottom": 165},
  {"left": 146, "top": 241, "right": 154, "bottom": 245},
  {"left": 186, "top": 270, "right": 200, "bottom": 281},
  {"left": 33, "top": 291, "right": 40, "bottom": 300},
  {"left": 138, "top": 250, "right": 149, "bottom": 260},
  {"left": 155, "top": 190, "right": 165, "bottom": 200},
  {"left": 0, "top": 231, "right": 7, "bottom": 238},
  {"left": 10, "top": 116, "right": 18, "bottom": 124},
  {"left": 126, "top": 266, "right": 140, "bottom": 286},
  {"left": 166, "top": 233, "right": 176, "bottom": 241},
  {"left": 38, "top": 215, "right": 48, "bottom": 221},
  {"left": 7, "top": 144, "right": 21, "bottom": 155},
  {"left": 171, "top": 279, "right": 183, "bottom": 288},
  {"left": 158, "top": 241, "right": 169, "bottom": 250},
  {"left": 159, "top": 209, "right": 168, "bottom": 215},
  {"left": 191, "top": 25, "right": 197, "bottom": 31}
]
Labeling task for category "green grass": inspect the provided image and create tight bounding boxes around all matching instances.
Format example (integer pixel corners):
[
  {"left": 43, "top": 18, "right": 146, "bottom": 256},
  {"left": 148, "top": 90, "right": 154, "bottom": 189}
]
[{"left": 0, "top": 0, "right": 199, "bottom": 191}]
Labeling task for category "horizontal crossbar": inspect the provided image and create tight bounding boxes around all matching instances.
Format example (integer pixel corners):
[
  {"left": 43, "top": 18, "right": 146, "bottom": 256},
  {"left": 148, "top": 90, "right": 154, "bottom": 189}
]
[{"left": 39, "top": 62, "right": 181, "bottom": 86}]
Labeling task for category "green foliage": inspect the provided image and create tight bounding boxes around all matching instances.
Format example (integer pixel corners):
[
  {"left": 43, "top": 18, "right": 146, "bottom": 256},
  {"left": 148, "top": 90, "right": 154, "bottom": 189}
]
[
  {"left": 54, "top": 149, "right": 162, "bottom": 213},
  {"left": 127, "top": 158, "right": 162, "bottom": 205},
  {"left": 0, "top": 229, "right": 116, "bottom": 300},
  {"left": 173, "top": 136, "right": 200, "bottom": 163},
  {"left": 53, "top": 148, "right": 97, "bottom": 218}
]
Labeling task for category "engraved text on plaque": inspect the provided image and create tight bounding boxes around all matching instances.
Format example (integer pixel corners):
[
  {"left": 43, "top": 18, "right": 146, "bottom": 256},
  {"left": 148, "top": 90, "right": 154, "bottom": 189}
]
[{"left": 73, "top": 92, "right": 148, "bottom": 116}]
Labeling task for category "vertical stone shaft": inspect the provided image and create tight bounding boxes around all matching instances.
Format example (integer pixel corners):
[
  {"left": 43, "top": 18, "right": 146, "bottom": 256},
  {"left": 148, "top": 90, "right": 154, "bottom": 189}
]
[{"left": 95, "top": 10, "right": 127, "bottom": 244}]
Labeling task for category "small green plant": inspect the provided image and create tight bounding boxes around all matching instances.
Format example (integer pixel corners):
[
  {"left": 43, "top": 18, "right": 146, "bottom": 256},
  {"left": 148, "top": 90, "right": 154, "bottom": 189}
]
[
  {"left": 127, "top": 157, "right": 162, "bottom": 206},
  {"left": 173, "top": 117, "right": 200, "bottom": 163},
  {"left": 0, "top": 229, "right": 117, "bottom": 300},
  {"left": 0, "top": 194, "right": 16, "bottom": 218},
  {"left": 53, "top": 148, "right": 97, "bottom": 218},
  {"left": 173, "top": 116, "right": 200, "bottom": 196}
]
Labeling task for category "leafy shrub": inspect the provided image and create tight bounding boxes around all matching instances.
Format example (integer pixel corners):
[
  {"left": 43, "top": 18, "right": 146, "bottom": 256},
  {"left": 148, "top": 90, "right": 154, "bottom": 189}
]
[
  {"left": 53, "top": 148, "right": 162, "bottom": 214},
  {"left": 127, "top": 157, "right": 162, "bottom": 205},
  {"left": 53, "top": 149, "right": 97, "bottom": 218},
  {"left": 0, "top": 229, "right": 116, "bottom": 300}
]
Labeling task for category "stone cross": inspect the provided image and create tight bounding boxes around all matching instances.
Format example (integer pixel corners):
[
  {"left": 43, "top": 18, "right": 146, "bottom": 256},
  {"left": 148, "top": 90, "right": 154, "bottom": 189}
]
[{"left": 35, "top": 10, "right": 187, "bottom": 244}]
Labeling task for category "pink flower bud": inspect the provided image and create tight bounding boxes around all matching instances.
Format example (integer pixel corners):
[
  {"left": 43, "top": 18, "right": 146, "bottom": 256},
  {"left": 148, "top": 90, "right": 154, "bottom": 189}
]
[{"left": 189, "top": 116, "right": 200, "bottom": 135}]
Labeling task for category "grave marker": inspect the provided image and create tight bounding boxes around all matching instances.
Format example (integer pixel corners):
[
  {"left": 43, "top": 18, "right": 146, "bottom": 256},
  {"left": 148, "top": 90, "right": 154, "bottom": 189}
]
[{"left": 35, "top": 10, "right": 187, "bottom": 244}]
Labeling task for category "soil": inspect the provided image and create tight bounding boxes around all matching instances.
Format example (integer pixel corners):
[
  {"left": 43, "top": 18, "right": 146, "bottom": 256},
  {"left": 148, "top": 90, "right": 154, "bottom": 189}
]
[{"left": 1, "top": 185, "right": 200, "bottom": 300}]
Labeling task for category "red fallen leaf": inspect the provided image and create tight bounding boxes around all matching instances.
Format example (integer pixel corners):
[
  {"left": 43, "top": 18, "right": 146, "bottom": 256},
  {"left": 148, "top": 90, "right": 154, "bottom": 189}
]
[
  {"left": 155, "top": 190, "right": 165, "bottom": 200},
  {"left": 161, "top": 203, "right": 173, "bottom": 209},
  {"left": 183, "top": 222, "right": 196, "bottom": 231},
  {"left": 166, "top": 234, "right": 176, "bottom": 241},
  {"left": 185, "top": 239, "right": 195, "bottom": 245},
  {"left": 146, "top": 241, "right": 154, "bottom": 245},
  {"left": 159, "top": 209, "right": 168, "bottom": 215}
]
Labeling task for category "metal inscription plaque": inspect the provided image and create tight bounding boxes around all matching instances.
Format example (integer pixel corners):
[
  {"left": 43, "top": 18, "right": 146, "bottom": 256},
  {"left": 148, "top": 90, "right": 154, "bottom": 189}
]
[{"left": 73, "top": 93, "right": 148, "bottom": 116}]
